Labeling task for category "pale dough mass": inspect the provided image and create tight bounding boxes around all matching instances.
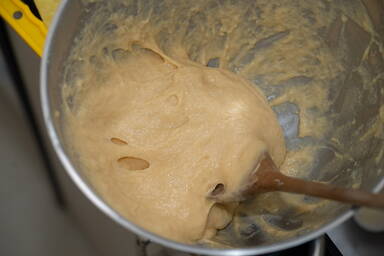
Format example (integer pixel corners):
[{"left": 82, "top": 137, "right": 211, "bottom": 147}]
[{"left": 64, "top": 42, "right": 285, "bottom": 243}]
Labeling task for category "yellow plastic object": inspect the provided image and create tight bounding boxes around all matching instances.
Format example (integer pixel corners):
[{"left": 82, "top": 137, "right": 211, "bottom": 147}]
[
  {"left": 34, "top": 0, "right": 60, "bottom": 27},
  {"left": 0, "top": 0, "right": 47, "bottom": 56}
]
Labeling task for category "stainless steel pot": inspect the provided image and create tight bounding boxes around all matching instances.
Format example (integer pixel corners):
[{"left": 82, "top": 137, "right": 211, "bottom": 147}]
[{"left": 41, "top": 0, "right": 384, "bottom": 255}]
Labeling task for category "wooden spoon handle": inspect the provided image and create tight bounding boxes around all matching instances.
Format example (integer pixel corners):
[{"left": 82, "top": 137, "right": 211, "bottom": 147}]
[
  {"left": 256, "top": 171, "right": 384, "bottom": 209},
  {"left": 243, "top": 154, "right": 384, "bottom": 209}
]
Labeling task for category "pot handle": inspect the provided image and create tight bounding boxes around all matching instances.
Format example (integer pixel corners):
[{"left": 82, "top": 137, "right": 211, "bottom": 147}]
[
  {"left": 311, "top": 236, "right": 325, "bottom": 256},
  {"left": 0, "top": 0, "right": 47, "bottom": 56}
]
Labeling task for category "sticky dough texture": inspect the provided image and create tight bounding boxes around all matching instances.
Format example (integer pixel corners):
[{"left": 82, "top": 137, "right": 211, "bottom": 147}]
[{"left": 64, "top": 43, "right": 285, "bottom": 243}]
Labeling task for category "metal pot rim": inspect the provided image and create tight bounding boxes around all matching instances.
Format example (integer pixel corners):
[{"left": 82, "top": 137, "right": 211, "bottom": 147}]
[{"left": 40, "top": 1, "right": 384, "bottom": 255}]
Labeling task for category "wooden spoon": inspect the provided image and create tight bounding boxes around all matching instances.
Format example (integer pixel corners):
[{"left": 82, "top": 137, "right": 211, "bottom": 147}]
[{"left": 211, "top": 153, "right": 384, "bottom": 209}]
